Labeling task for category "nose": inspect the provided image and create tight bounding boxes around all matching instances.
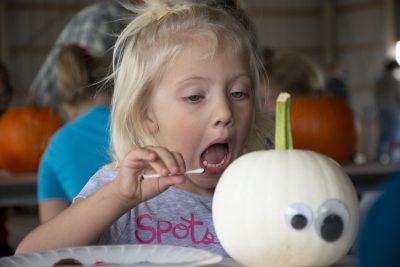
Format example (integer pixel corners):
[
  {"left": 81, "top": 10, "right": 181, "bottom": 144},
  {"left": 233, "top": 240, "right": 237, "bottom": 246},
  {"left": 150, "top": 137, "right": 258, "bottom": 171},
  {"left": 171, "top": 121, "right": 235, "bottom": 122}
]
[{"left": 212, "top": 97, "right": 233, "bottom": 127}]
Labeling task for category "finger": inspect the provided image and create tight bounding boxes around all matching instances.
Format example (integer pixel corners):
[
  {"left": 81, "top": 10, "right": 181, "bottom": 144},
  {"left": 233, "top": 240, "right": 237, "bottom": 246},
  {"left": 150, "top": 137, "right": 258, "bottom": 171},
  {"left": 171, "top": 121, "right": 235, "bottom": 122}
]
[
  {"left": 123, "top": 147, "right": 172, "bottom": 178},
  {"left": 123, "top": 147, "right": 157, "bottom": 169},
  {"left": 146, "top": 146, "right": 181, "bottom": 176},
  {"left": 171, "top": 151, "right": 186, "bottom": 174},
  {"left": 119, "top": 148, "right": 158, "bottom": 192}
]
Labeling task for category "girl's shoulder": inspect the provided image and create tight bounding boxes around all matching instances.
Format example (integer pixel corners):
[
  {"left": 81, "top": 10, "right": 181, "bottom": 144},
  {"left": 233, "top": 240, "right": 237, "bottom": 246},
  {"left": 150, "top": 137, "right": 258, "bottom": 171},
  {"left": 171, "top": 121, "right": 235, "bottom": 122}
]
[
  {"left": 74, "top": 168, "right": 117, "bottom": 200},
  {"left": 92, "top": 167, "right": 117, "bottom": 180}
]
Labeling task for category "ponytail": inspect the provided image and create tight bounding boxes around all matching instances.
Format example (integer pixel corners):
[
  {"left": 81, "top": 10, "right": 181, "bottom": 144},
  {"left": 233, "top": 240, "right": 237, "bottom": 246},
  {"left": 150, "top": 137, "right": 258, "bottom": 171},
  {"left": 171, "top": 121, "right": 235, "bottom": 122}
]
[{"left": 57, "top": 44, "right": 112, "bottom": 106}]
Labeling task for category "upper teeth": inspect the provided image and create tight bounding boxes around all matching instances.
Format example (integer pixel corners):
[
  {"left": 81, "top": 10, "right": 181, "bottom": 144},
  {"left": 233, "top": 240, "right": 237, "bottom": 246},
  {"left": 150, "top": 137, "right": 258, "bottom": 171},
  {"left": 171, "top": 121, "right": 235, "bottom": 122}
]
[{"left": 203, "top": 159, "right": 225, "bottom": 168}]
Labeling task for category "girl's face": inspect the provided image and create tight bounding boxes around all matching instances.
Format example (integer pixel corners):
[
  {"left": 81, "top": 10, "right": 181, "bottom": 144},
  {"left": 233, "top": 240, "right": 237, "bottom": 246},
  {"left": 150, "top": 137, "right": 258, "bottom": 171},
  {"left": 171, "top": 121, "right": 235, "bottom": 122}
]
[{"left": 145, "top": 39, "right": 254, "bottom": 196}]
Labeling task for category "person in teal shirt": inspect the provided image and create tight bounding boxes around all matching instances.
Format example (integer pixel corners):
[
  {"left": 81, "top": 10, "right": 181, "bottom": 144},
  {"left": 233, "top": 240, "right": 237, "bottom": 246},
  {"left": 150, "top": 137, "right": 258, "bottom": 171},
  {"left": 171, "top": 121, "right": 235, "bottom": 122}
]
[
  {"left": 38, "top": 106, "right": 110, "bottom": 199},
  {"left": 37, "top": 44, "right": 112, "bottom": 222},
  {"left": 357, "top": 173, "right": 400, "bottom": 267}
]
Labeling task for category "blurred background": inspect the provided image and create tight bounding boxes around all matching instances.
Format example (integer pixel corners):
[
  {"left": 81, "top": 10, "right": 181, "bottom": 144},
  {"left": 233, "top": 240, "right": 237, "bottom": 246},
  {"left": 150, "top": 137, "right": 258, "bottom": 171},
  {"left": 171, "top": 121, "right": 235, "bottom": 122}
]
[
  {"left": 1, "top": 0, "right": 398, "bottom": 117},
  {"left": 0, "top": 0, "right": 399, "bottom": 258}
]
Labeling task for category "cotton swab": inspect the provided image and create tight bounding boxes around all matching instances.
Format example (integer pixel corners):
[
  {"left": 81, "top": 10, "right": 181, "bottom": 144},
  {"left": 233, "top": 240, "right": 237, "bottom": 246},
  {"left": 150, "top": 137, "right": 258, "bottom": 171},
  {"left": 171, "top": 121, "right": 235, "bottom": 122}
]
[{"left": 140, "top": 168, "right": 205, "bottom": 180}]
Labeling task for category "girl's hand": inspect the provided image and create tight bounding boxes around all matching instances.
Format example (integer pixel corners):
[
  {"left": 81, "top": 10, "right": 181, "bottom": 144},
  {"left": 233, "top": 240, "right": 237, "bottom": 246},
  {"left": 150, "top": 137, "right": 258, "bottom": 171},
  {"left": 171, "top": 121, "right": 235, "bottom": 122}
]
[{"left": 114, "top": 146, "right": 186, "bottom": 205}]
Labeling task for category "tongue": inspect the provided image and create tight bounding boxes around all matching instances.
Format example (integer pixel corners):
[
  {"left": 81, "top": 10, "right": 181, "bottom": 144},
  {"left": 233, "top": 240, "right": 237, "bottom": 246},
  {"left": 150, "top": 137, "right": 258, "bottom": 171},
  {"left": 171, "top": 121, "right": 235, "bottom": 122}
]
[{"left": 202, "top": 144, "right": 227, "bottom": 164}]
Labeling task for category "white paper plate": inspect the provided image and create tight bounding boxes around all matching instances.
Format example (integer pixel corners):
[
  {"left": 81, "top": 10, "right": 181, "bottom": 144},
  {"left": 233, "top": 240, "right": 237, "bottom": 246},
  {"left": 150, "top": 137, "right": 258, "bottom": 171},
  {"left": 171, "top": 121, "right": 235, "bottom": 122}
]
[{"left": 0, "top": 244, "right": 223, "bottom": 267}]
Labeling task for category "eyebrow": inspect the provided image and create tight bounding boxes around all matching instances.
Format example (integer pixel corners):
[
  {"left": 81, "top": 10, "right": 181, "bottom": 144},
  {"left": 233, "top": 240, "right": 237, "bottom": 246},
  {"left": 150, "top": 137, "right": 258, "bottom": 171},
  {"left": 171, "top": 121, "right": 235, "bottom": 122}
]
[
  {"left": 177, "top": 73, "right": 252, "bottom": 86},
  {"left": 176, "top": 76, "right": 211, "bottom": 86}
]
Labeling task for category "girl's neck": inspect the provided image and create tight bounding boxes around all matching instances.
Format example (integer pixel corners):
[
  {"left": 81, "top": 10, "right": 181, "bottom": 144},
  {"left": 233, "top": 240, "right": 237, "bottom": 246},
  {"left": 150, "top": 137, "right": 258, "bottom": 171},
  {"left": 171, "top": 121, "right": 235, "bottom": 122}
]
[
  {"left": 63, "top": 102, "right": 91, "bottom": 122},
  {"left": 92, "top": 93, "right": 111, "bottom": 106},
  {"left": 63, "top": 94, "right": 110, "bottom": 122}
]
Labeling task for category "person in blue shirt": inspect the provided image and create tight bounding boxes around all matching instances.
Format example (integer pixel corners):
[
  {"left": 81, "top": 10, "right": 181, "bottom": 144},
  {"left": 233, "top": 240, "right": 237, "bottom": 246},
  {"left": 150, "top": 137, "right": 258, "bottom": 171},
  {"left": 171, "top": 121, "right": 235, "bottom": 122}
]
[
  {"left": 38, "top": 44, "right": 112, "bottom": 222},
  {"left": 324, "top": 61, "right": 350, "bottom": 103},
  {"left": 357, "top": 173, "right": 400, "bottom": 267},
  {"left": 374, "top": 60, "right": 400, "bottom": 163}
]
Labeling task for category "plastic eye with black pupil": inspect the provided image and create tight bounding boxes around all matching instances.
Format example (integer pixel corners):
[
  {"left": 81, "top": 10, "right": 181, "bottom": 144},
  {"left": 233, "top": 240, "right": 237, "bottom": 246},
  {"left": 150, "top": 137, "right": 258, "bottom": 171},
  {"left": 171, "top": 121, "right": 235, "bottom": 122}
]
[
  {"left": 285, "top": 203, "right": 313, "bottom": 230},
  {"left": 319, "top": 214, "right": 344, "bottom": 242},
  {"left": 315, "top": 199, "right": 349, "bottom": 242},
  {"left": 291, "top": 214, "right": 308, "bottom": 230}
]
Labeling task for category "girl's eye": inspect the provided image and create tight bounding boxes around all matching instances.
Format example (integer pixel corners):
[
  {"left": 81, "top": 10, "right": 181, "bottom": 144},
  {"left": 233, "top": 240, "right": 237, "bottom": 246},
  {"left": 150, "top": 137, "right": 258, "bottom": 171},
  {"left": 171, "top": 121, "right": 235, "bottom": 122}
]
[
  {"left": 231, "top": 91, "right": 248, "bottom": 99},
  {"left": 186, "top": 95, "right": 203, "bottom": 102}
]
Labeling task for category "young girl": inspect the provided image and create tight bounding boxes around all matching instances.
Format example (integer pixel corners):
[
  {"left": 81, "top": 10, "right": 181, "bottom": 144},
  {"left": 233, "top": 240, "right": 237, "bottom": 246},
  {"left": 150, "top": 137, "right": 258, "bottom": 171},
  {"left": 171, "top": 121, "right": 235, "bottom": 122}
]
[{"left": 16, "top": 0, "right": 271, "bottom": 256}]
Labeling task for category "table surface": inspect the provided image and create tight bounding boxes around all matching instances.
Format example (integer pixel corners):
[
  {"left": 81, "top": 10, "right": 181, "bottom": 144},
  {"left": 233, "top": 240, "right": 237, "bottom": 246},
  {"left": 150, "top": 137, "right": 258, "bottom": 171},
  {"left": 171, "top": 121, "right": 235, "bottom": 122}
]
[
  {"left": 343, "top": 161, "right": 400, "bottom": 191},
  {"left": 343, "top": 161, "right": 400, "bottom": 176},
  {"left": 0, "top": 171, "right": 37, "bottom": 207},
  {"left": 215, "top": 256, "right": 356, "bottom": 266},
  {"left": 0, "top": 171, "right": 37, "bottom": 184}
]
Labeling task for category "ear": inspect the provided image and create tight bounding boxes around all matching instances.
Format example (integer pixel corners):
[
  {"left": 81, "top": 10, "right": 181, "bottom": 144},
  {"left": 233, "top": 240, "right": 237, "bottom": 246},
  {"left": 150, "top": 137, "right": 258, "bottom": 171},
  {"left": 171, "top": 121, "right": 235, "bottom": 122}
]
[{"left": 143, "top": 106, "right": 159, "bottom": 134}]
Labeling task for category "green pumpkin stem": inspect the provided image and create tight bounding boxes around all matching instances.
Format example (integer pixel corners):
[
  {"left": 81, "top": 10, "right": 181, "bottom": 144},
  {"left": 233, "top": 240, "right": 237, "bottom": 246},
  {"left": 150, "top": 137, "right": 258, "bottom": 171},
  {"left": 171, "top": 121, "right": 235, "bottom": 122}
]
[{"left": 275, "top": 92, "right": 293, "bottom": 150}]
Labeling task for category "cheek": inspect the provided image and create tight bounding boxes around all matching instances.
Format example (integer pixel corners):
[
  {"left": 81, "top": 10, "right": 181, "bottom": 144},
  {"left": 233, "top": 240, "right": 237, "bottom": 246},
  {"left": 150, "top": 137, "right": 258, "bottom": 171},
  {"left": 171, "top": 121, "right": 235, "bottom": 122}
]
[
  {"left": 236, "top": 104, "right": 253, "bottom": 125},
  {"left": 159, "top": 119, "right": 202, "bottom": 166},
  {"left": 235, "top": 106, "right": 254, "bottom": 141},
  {"left": 157, "top": 112, "right": 203, "bottom": 147}
]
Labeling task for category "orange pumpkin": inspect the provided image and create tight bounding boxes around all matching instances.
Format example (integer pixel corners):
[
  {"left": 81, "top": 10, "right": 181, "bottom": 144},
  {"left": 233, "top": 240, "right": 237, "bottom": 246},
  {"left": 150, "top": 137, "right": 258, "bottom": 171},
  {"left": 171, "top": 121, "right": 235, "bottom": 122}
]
[
  {"left": 0, "top": 153, "right": 5, "bottom": 170},
  {"left": 0, "top": 107, "right": 63, "bottom": 172},
  {"left": 290, "top": 94, "right": 356, "bottom": 163}
]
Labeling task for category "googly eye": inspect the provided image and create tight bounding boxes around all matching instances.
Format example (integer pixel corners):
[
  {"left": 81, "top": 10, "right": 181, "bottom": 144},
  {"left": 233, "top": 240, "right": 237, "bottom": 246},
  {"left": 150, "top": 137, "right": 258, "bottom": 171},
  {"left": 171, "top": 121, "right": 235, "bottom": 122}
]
[
  {"left": 315, "top": 199, "right": 349, "bottom": 242},
  {"left": 284, "top": 203, "right": 313, "bottom": 230}
]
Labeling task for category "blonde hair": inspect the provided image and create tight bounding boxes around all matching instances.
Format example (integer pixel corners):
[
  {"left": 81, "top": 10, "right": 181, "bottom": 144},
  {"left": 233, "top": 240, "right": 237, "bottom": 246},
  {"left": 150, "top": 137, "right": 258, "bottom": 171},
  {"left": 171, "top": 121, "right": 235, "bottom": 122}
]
[
  {"left": 57, "top": 44, "right": 113, "bottom": 106},
  {"left": 110, "top": 0, "right": 272, "bottom": 166}
]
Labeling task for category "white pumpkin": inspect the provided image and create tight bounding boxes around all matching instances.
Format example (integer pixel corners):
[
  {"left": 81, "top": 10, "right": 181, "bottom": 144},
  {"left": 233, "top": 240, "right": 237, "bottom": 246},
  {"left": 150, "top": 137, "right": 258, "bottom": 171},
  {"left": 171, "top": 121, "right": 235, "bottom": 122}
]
[{"left": 213, "top": 93, "right": 359, "bottom": 267}]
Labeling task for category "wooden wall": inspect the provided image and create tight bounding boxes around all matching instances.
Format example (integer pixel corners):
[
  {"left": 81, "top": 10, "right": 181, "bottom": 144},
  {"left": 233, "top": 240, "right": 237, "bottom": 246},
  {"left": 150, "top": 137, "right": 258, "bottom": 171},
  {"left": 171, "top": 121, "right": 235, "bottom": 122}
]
[
  {"left": 0, "top": 0, "right": 395, "bottom": 117},
  {"left": 241, "top": 0, "right": 392, "bottom": 116},
  {"left": 243, "top": 0, "right": 323, "bottom": 61},
  {"left": 336, "top": 0, "right": 388, "bottom": 115},
  {"left": 1, "top": 0, "right": 97, "bottom": 105}
]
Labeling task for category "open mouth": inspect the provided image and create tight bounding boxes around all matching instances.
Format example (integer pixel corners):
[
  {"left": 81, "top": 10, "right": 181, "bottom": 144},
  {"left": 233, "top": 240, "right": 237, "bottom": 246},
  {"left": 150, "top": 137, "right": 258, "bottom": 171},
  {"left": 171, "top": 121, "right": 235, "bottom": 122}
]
[{"left": 200, "top": 142, "right": 231, "bottom": 174}]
